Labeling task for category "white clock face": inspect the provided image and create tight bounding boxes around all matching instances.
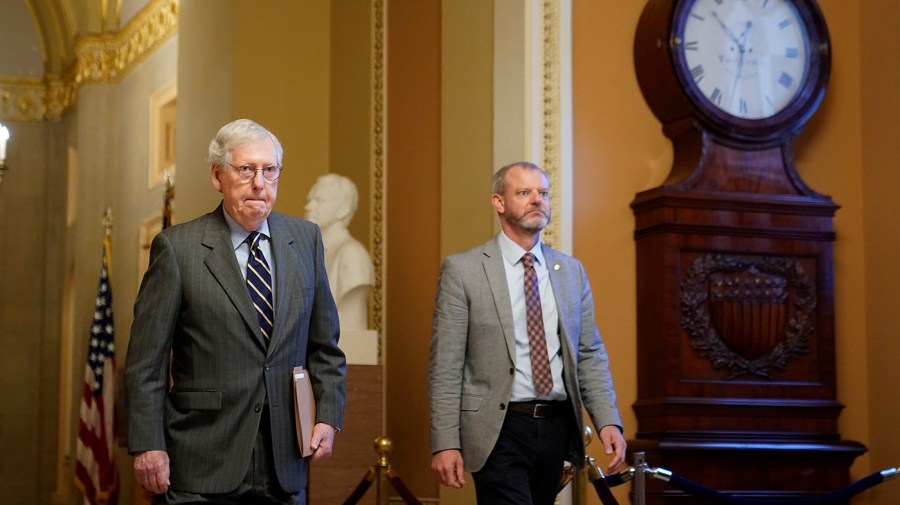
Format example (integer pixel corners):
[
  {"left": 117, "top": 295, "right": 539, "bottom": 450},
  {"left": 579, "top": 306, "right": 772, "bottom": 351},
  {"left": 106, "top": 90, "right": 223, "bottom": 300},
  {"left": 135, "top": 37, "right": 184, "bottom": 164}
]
[{"left": 680, "top": 0, "right": 810, "bottom": 120}]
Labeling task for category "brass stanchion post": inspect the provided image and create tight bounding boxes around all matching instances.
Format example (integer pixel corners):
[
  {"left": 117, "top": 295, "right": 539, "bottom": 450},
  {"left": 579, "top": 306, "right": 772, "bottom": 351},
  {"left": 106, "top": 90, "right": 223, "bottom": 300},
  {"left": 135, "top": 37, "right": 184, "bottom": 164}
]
[
  {"left": 374, "top": 436, "right": 392, "bottom": 505},
  {"left": 343, "top": 436, "right": 422, "bottom": 505}
]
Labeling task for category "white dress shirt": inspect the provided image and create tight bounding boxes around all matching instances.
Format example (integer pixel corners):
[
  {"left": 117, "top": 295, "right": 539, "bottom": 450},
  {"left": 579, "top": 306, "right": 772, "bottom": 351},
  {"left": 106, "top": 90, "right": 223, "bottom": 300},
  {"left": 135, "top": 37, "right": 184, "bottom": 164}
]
[{"left": 497, "top": 231, "right": 566, "bottom": 402}]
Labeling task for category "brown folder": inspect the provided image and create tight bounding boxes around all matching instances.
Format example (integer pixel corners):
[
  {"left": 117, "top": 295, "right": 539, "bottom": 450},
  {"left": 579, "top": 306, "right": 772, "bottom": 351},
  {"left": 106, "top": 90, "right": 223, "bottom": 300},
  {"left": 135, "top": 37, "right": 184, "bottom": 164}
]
[{"left": 292, "top": 366, "right": 316, "bottom": 457}]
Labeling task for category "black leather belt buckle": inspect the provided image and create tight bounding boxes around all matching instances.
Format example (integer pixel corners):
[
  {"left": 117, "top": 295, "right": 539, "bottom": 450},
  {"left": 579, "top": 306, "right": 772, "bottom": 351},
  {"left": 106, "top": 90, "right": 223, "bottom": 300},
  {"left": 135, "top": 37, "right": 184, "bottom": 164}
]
[{"left": 532, "top": 403, "right": 553, "bottom": 418}]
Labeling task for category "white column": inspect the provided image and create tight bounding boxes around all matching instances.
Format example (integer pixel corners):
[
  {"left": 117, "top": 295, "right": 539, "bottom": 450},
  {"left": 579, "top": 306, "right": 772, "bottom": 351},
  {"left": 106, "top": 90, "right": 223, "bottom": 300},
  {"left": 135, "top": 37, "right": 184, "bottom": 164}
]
[{"left": 493, "top": 0, "right": 573, "bottom": 254}]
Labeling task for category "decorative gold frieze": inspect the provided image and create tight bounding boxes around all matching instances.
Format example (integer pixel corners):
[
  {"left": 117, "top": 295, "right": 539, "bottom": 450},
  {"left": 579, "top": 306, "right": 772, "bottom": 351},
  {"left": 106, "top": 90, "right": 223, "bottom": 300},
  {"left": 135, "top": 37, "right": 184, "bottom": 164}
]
[
  {"left": 73, "top": 0, "right": 178, "bottom": 86},
  {"left": 0, "top": 76, "right": 46, "bottom": 122},
  {"left": 541, "top": 0, "right": 561, "bottom": 249},
  {"left": 0, "top": 0, "right": 178, "bottom": 123},
  {"left": 371, "top": 0, "right": 386, "bottom": 359},
  {"left": 44, "top": 74, "right": 73, "bottom": 120}
]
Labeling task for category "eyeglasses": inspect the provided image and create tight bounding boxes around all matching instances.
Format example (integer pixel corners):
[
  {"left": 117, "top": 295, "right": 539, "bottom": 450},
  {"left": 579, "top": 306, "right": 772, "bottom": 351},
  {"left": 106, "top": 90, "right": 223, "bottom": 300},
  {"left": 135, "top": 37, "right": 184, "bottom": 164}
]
[{"left": 227, "top": 163, "right": 283, "bottom": 182}]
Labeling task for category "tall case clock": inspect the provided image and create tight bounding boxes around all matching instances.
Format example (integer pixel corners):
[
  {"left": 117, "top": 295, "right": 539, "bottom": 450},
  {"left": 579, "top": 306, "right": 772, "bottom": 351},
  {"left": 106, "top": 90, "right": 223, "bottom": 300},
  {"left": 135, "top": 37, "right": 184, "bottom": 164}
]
[{"left": 630, "top": 1, "right": 865, "bottom": 503}]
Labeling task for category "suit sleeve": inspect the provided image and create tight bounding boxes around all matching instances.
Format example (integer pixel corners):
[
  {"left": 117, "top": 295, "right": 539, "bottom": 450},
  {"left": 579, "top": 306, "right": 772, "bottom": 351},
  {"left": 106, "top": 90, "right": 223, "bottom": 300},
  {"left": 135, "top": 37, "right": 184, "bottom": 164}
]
[
  {"left": 305, "top": 225, "right": 347, "bottom": 430},
  {"left": 574, "top": 261, "right": 624, "bottom": 432},
  {"left": 124, "top": 231, "right": 182, "bottom": 453},
  {"left": 428, "top": 257, "right": 470, "bottom": 454}
]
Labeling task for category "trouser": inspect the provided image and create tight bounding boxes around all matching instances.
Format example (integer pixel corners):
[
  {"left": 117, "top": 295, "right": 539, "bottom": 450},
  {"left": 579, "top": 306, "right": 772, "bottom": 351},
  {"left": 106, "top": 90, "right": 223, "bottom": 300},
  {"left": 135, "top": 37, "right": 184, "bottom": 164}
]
[
  {"left": 164, "top": 407, "right": 305, "bottom": 505},
  {"left": 472, "top": 400, "right": 572, "bottom": 505}
]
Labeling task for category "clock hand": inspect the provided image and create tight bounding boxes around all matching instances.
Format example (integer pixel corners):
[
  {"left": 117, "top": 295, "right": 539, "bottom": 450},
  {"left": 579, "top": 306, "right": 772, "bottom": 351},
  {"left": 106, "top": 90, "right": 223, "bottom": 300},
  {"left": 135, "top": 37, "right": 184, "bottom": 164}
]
[
  {"left": 729, "top": 49, "right": 746, "bottom": 112},
  {"left": 738, "top": 21, "right": 753, "bottom": 45},
  {"left": 730, "top": 22, "right": 753, "bottom": 114},
  {"left": 711, "top": 11, "right": 742, "bottom": 47}
]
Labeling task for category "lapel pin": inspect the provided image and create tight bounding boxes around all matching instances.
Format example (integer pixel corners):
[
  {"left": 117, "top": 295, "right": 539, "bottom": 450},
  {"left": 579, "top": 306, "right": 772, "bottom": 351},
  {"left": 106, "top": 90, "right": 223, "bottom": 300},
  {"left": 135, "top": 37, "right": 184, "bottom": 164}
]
[{"left": 553, "top": 263, "right": 560, "bottom": 271}]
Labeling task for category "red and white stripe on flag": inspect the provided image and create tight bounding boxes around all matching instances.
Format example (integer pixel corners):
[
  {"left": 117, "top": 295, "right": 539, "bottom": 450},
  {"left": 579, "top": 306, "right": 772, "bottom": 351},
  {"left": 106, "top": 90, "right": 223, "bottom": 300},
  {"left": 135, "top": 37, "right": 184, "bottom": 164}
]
[{"left": 75, "top": 241, "right": 119, "bottom": 505}]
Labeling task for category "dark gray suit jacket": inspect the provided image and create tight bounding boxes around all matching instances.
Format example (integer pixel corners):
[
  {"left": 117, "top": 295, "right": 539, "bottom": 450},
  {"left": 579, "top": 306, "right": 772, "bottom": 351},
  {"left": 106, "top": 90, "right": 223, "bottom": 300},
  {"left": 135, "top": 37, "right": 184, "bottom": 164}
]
[
  {"left": 429, "top": 234, "right": 622, "bottom": 472},
  {"left": 125, "top": 204, "right": 346, "bottom": 494}
]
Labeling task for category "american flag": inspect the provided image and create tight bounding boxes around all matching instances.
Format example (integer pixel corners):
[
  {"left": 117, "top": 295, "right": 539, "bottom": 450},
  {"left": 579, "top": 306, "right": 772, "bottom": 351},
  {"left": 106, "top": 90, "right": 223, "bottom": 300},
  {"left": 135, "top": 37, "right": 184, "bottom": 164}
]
[
  {"left": 162, "top": 170, "right": 174, "bottom": 230},
  {"left": 75, "top": 239, "right": 119, "bottom": 505}
]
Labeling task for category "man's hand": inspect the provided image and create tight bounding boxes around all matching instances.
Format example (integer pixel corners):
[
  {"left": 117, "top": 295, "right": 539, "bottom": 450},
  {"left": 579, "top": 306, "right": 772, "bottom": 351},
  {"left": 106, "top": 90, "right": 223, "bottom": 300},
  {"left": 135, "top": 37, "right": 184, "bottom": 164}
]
[
  {"left": 598, "top": 425, "right": 627, "bottom": 473},
  {"left": 133, "top": 450, "right": 170, "bottom": 494},
  {"left": 431, "top": 449, "right": 466, "bottom": 488},
  {"left": 310, "top": 423, "right": 337, "bottom": 461}
]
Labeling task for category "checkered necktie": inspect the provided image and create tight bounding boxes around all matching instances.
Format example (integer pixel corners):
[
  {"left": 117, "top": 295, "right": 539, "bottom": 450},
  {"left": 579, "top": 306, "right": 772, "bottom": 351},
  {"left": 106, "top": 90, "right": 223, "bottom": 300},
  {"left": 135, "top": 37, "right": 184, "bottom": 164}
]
[
  {"left": 522, "top": 252, "right": 553, "bottom": 396},
  {"left": 246, "top": 232, "right": 274, "bottom": 342}
]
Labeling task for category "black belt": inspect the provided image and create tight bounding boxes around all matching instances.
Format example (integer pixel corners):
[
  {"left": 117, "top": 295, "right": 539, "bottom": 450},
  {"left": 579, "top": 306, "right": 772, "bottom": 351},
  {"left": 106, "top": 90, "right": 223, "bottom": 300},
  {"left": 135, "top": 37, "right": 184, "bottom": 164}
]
[{"left": 507, "top": 401, "right": 569, "bottom": 418}]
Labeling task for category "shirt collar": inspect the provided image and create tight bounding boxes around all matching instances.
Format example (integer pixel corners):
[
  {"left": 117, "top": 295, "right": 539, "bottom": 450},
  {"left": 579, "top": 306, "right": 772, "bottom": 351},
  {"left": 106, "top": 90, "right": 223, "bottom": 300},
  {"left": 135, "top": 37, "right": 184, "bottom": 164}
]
[
  {"left": 222, "top": 207, "right": 271, "bottom": 251},
  {"left": 497, "top": 231, "right": 545, "bottom": 267}
]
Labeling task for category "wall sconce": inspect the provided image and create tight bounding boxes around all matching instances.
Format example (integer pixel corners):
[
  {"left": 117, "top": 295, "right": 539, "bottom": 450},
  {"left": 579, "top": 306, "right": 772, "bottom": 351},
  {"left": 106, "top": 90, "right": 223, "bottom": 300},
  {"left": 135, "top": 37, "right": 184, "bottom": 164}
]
[{"left": 0, "top": 122, "right": 9, "bottom": 184}]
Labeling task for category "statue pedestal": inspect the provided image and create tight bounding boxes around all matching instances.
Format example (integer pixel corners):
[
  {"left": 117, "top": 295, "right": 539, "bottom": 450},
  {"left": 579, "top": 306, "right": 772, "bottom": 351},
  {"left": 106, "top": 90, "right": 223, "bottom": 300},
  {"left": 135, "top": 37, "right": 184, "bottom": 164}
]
[{"left": 340, "top": 328, "right": 378, "bottom": 365}]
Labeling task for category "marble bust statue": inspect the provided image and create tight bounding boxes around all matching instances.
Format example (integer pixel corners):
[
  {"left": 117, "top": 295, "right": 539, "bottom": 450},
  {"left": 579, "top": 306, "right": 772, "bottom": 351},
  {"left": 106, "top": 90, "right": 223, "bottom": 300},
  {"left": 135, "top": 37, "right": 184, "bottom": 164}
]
[{"left": 304, "top": 173, "right": 374, "bottom": 331}]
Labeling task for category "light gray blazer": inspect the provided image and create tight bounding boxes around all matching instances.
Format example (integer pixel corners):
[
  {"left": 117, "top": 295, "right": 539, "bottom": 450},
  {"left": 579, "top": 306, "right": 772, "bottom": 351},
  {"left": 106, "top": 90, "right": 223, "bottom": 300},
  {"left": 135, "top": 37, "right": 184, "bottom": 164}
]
[
  {"left": 428, "top": 234, "right": 622, "bottom": 472},
  {"left": 125, "top": 204, "right": 346, "bottom": 494}
]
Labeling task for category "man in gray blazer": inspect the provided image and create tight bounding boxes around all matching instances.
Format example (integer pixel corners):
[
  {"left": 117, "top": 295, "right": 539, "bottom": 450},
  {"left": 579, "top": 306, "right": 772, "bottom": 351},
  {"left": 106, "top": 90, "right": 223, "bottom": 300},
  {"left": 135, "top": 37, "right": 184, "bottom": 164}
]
[
  {"left": 125, "top": 119, "right": 346, "bottom": 504},
  {"left": 429, "top": 161, "right": 626, "bottom": 505}
]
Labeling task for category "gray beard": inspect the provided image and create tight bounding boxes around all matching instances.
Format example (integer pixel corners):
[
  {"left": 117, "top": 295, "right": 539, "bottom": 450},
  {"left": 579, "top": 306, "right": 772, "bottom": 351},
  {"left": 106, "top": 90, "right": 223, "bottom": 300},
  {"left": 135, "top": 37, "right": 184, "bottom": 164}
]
[{"left": 511, "top": 211, "right": 550, "bottom": 233}]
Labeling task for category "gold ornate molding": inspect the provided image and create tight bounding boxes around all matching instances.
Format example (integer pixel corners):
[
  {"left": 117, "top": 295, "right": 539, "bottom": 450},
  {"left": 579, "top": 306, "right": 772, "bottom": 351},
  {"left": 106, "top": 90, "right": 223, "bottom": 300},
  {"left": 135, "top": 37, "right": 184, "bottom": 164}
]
[
  {"left": 0, "top": 0, "right": 178, "bottom": 123},
  {"left": 371, "top": 0, "right": 387, "bottom": 361},
  {"left": 0, "top": 76, "right": 48, "bottom": 123},
  {"left": 72, "top": 0, "right": 178, "bottom": 86},
  {"left": 541, "top": 0, "right": 562, "bottom": 249}
]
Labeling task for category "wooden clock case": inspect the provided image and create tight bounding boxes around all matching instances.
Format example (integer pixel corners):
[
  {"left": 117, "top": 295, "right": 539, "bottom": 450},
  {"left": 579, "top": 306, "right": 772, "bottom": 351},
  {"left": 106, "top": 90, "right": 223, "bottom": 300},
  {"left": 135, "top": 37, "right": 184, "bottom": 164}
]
[{"left": 629, "top": 1, "right": 866, "bottom": 502}]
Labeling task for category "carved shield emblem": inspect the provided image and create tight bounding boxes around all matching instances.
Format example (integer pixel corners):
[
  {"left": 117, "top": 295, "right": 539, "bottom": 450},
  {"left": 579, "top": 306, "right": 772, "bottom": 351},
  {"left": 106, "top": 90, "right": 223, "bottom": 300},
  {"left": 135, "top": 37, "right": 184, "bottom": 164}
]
[
  {"left": 709, "top": 268, "right": 788, "bottom": 360},
  {"left": 681, "top": 255, "right": 815, "bottom": 378}
]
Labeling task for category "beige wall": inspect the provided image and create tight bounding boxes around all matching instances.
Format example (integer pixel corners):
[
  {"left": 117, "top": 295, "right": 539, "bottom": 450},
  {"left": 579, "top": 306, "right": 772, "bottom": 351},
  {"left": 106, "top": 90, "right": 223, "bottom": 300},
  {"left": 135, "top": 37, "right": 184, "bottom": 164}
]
[
  {"left": 440, "top": 0, "right": 496, "bottom": 258},
  {"left": 859, "top": 2, "right": 900, "bottom": 505},
  {"left": 175, "top": 0, "right": 235, "bottom": 223},
  {"left": 0, "top": 118, "right": 69, "bottom": 500},
  {"left": 794, "top": 2, "right": 871, "bottom": 484},
  {"left": 232, "top": 0, "right": 331, "bottom": 219},
  {"left": 227, "top": 0, "right": 372, "bottom": 242},
  {"left": 571, "top": 2, "right": 661, "bottom": 502},
  {"left": 385, "top": 1, "right": 444, "bottom": 498},
  {"left": 330, "top": 1, "right": 374, "bottom": 244}
]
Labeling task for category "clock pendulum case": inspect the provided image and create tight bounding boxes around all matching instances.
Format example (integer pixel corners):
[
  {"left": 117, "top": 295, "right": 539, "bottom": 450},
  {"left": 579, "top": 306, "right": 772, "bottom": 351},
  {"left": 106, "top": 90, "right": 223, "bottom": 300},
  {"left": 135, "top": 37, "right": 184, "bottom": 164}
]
[{"left": 629, "top": 0, "right": 865, "bottom": 503}]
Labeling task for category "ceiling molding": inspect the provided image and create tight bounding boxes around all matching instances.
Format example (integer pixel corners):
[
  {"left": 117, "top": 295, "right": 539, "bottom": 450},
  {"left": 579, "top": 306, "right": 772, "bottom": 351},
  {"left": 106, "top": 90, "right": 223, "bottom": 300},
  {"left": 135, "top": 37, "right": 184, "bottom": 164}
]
[{"left": 1, "top": 0, "right": 178, "bottom": 123}]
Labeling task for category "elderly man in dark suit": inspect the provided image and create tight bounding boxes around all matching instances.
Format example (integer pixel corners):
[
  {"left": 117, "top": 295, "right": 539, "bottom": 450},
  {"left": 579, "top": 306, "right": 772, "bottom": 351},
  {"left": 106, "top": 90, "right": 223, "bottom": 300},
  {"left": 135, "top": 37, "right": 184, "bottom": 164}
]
[
  {"left": 429, "top": 161, "right": 626, "bottom": 505},
  {"left": 125, "top": 119, "right": 346, "bottom": 504}
]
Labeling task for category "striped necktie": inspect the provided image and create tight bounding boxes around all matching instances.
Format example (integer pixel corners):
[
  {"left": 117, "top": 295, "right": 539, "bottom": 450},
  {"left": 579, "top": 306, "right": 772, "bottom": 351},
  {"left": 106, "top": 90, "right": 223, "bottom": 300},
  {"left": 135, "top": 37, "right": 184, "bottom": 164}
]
[
  {"left": 522, "top": 252, "right": 553, "bottom": 396},
  {"left": 246, "top": 232, "right": 274, "bottom": 342}
]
